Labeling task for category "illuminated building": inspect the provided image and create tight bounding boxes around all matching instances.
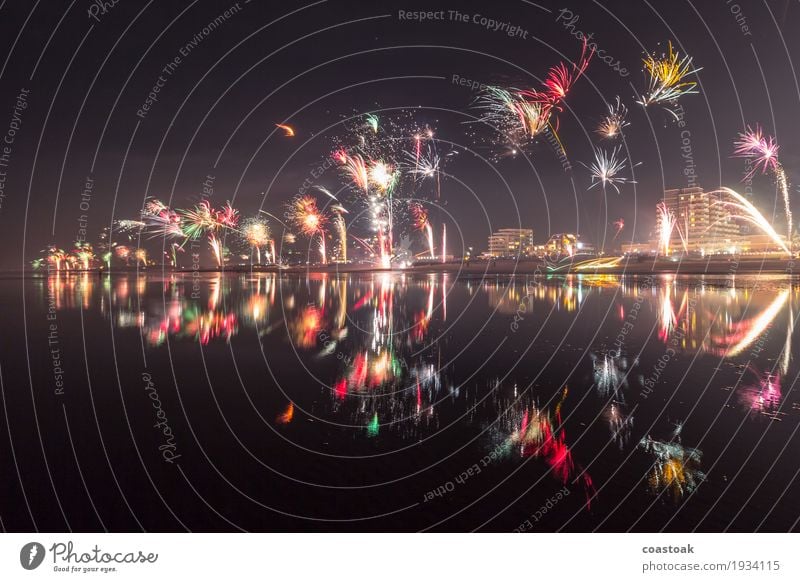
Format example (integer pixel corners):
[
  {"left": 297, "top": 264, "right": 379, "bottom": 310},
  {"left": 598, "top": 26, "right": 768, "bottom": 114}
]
[
  {"left": 486, "top": 228, "right": 534, "bottom": 257},
  {"left": 658, "top": 187, "right": 741, "bottom": 254}
]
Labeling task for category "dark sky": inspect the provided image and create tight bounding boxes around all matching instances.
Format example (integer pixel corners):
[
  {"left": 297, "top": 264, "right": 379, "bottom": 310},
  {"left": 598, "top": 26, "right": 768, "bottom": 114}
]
[{"left": 0, "top": 0, "right": 798, "bottom": 268}]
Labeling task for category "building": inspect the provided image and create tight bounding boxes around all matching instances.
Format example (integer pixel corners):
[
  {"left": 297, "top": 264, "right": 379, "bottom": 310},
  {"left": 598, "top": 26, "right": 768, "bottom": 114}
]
[
  {"left": 486, "top": 228, "right": 534, "bottom": 257},
  {"left": 658, "top": 187, "right": 741, "bottom": 254},
  {"left": 543, "top": 233, "right": 595, "bottom": 256}
]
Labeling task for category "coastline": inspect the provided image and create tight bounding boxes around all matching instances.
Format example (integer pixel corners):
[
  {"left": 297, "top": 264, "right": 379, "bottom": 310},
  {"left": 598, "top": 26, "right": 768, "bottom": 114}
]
[{"left": 11, "top": 256, "right": 799, "bottom": 276}]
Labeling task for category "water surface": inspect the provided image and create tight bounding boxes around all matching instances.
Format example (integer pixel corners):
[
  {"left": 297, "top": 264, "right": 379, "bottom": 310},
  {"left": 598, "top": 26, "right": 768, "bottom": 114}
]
[{"left": 2, "top": 271, "right": 799, "bottom": 531}]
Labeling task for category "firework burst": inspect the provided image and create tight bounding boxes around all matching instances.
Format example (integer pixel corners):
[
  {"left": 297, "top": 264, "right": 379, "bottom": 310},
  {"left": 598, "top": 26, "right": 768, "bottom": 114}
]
[
  {"left": 582, "top": 146, "right": 636, "bottom": 194},
  {"left": 289, "top": 195, "right": 328, "bottom": 263},
  {"left": 143, "top": 198, "right": 168, "bottom": 216},
  {"left": 596, "top": 97, "right": 629, "bottom": 139},
  {"left": 180, "top": 201, "right": 219, "bottom": 239},
  {"left": 142, "top": 209, "right": 184, "bottom": 240},
  {"left": 474, "top": 86, "right": 552, "bottom": 142},
  {"left": 537, "top": 38, "right": 594, "bottom": 106},
  {"left": 368, "top": 160, "right": 398, "bottom": 194},
  {"left": 638, "top": 42, "right": 701, "bottom": 107},
  {"left": 473, "top": 40, "right": 591, "bottom": 157},
  {"left": 239, "top": 217, "right": 271, "bottom": 264}
]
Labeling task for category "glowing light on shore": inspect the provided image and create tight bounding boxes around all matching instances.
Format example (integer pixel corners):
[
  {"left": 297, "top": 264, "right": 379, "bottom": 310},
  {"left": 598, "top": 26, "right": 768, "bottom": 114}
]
[
  {"left": 657, "top": 201, "right": 676, "bottom": 256},
  {"left": 573, "top": 256, "right": 623, "bottom": 271}
]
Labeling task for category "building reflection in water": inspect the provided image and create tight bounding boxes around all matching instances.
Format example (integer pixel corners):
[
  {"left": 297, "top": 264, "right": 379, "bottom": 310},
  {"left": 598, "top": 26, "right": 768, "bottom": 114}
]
[{"left": 35, "top": 272, "right": 798, "bottom": 502}]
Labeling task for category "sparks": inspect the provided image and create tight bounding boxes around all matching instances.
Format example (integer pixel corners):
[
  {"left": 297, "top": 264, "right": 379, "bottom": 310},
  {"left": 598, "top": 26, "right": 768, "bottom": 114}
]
[
  {"left": 582, "top": 145, "right": 636, "bottom": 194},
  {"left": 596, "top": 97, "right": 630, "bottom": 139},
  {"left": 639, "top": 41, "right": 702, "bottom": 107}
]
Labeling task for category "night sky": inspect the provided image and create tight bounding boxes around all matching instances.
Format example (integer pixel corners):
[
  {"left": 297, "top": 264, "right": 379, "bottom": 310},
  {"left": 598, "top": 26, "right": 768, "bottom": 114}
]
[{"left": 0, "top": 0, "right": 798, "bottom": 268}]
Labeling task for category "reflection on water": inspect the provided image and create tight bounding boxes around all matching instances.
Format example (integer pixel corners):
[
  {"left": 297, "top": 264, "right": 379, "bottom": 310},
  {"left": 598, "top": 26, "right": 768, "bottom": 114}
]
[
  {"left": 35, "top": 271, "right": 800, "bottom": 512},
  {"left": 639, "top": 424, "right": 706, "bottom": 502}
]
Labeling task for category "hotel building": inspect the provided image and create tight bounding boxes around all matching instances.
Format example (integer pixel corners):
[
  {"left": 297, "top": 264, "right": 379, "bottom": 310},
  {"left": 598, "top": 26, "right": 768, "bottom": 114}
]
[{"left": 486, "top": 228, "right": 534, "bottom": 257}]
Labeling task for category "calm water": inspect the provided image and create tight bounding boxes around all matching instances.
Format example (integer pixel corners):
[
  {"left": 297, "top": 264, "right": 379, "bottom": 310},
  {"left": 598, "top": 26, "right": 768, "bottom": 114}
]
[{"left": 1, "top": 271, "right": 799, "bottom": 532}]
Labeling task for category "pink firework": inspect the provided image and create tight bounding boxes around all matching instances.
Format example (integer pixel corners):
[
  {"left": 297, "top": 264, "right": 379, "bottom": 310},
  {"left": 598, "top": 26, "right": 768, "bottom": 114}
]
[
  {"left": 733, "top": 126, "right": 791, "bottom": 244},
  {"left": 533, "top": 38, "right": 594, "bottom": 108},
  {"left": 733, "top": 125, "right": 780, "bottom": 179},
  {"left": 215, "top": 202, "right": 239, "bottom": 229}
]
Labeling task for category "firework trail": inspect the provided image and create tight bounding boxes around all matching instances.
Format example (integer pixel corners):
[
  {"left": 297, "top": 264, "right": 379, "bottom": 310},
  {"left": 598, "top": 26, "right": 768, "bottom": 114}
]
[
  {"left": 411, "top": 202, "right": 435, "bottom": 259},
  {"left": 597, "top": 97, "right": 629, "bottom": 139},
  {"left": 335, "top": 149, "right": 369, "bottom": 190},
  {"left": 657, "top": 201, "right": 676, "bottom": 256},
  {"left": 709, "top": 187, "right": 790, "bottom": 255},
  {"left": 733, "top": 125, "right": 792, "bottom": 243},
  {"left": 441, "top": 223, "right": 446, "bottom": 263},
  {"left": 638, "top": 42, "right": 701, "bottom": 108},
  {"left": 613, "top": 218, "right": 625, "bottom": 239},
  {"left": 333, "top": 210, "right": 347, "bottom": 262},
  {"left": 276, "top": 123, "right": 295, "bottom": 137},
  {"left": 314, "top": 185, "right": 339, "bottom": 202},
  {"left": 167, "top": 242, "right": 183, "bottom": 266},
  {"left": 582, "top": 145, "right": 636, "bottom": 194},
  {"left": 208, "top": 233, "right": 223, "bottom": 267}
]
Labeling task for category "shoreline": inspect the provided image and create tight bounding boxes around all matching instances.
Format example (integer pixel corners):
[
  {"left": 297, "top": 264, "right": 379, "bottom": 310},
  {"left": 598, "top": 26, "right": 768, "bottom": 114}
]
[{"left": 10, "top": 256, "right": 799, "bottom": 276}]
